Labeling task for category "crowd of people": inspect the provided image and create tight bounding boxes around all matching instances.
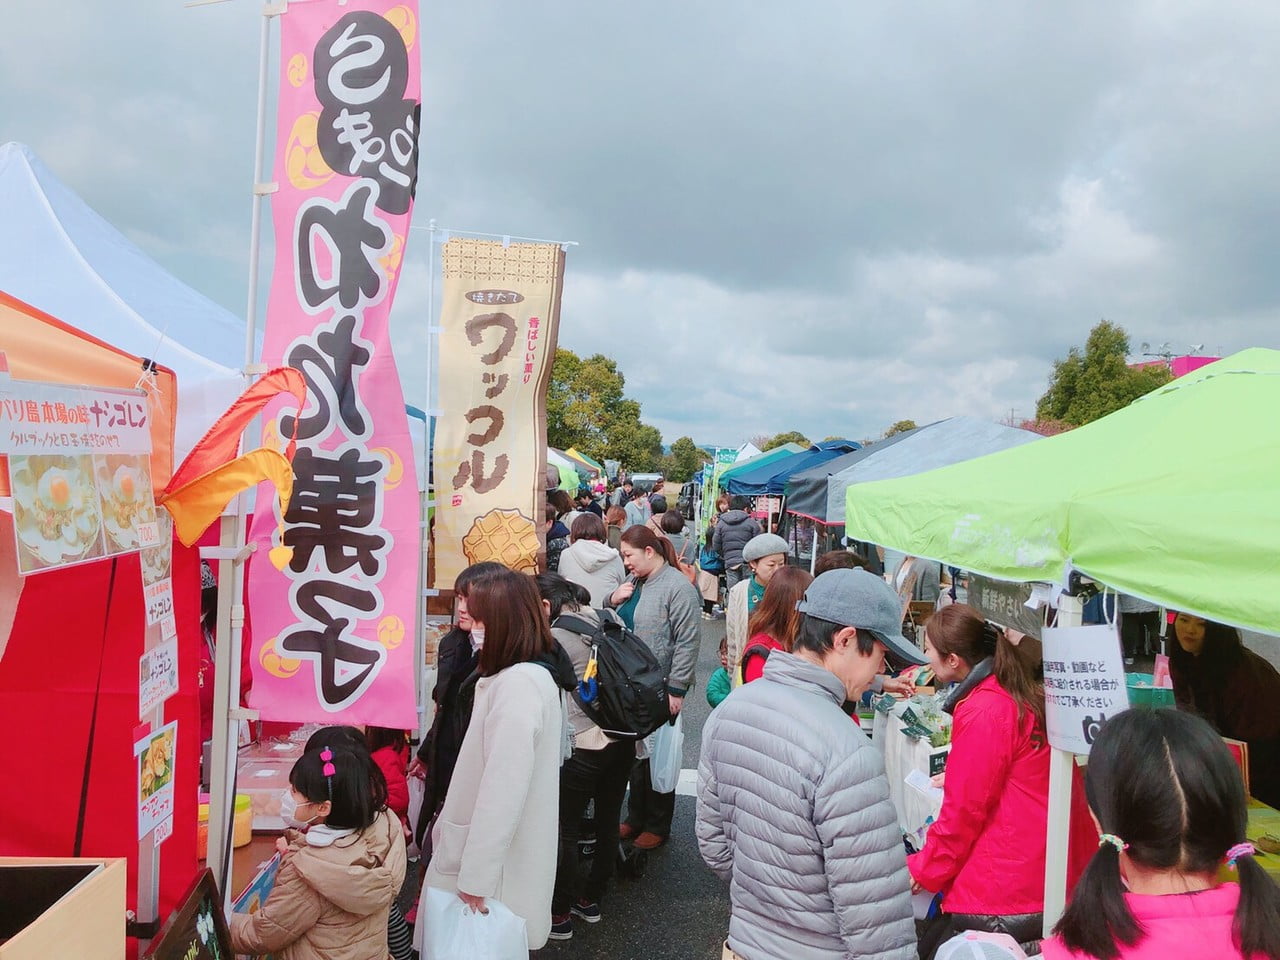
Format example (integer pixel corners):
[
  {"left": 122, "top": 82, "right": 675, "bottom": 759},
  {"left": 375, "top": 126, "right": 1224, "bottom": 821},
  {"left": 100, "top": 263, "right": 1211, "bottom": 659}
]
[{"left": 227, "top": 477, "right": 1280, "bottom": 960}]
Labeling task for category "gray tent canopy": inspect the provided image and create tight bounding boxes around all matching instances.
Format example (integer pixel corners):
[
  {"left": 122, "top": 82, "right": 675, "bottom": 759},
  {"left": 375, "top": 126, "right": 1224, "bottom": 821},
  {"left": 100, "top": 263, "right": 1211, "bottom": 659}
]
[{"left": 785, "top": 418, "right": 1037, "bottom": 527}]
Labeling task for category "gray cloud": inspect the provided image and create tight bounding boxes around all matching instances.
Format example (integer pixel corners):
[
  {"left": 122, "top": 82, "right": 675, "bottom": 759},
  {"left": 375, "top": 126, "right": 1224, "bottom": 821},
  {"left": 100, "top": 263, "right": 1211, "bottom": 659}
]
[{"left": 4, "top": 0, "right": 1280, "bottom": 449}]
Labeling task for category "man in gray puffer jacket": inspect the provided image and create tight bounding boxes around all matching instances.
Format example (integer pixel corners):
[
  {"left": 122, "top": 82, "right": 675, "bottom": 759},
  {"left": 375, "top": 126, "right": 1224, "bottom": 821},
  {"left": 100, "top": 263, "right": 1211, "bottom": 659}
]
[{"left": 697, "top": 568, "right": 925, "bottom": 960}]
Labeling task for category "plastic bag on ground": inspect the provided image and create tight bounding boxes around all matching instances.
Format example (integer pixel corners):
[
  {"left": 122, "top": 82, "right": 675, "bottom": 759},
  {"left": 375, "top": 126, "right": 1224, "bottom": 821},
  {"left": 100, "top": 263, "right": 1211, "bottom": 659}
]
[
  {"left": 419, "top": 885, "right": 529, "bottom": 960},
  {"left": 648, "top": 712, "right": 684, "bottom": 793}
]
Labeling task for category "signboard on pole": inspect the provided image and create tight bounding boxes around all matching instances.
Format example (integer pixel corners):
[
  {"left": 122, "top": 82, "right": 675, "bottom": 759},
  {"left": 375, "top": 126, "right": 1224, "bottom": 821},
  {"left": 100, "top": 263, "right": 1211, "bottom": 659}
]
[
  {"left": 1041, "top": 623, "right": 1130, "bottom": 755},
  {"left": 248, "top": 0, "right": 422, "bottom": 727},
  {"left": 969, "top": 574, "right": 1045, "bottom": 640},
  {"left": 431, "top": 239, "right": 566, "bottom": 589}
]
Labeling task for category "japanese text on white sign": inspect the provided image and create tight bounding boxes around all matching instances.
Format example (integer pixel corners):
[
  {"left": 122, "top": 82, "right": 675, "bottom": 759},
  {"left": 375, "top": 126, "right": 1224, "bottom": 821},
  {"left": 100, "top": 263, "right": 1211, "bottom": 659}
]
[{"left": 1041, "top": 623, "right": 1131, "bottom": 755}]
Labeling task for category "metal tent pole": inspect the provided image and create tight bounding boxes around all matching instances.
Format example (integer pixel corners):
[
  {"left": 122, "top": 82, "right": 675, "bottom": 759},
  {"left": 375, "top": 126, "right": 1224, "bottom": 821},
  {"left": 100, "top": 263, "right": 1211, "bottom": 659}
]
[
  {"left": 207, "top": 0, "right": 279, "bottom": 908},
  {"left": 1042, "top": 592, "right": 1083, "bottom": 935},
  {"left": 415, "top": 219, "right": 439, "bottom": 724}
]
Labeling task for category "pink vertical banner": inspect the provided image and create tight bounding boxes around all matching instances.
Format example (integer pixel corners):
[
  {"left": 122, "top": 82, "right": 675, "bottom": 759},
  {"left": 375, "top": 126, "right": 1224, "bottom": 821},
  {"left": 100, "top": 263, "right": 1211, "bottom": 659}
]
[{"left": 248, "top": 0, "right": 421, "bottom": 727}]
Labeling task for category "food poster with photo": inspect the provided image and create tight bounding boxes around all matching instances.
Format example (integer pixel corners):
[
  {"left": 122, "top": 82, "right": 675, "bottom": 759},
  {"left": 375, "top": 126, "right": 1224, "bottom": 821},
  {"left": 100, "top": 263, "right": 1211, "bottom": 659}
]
[
  {"left": 432, "top": 238, "right": 566, "bottom": 588},
  {"left": 137, "top": 720, "right": 177, "bottom": 838},
  {"left": 0, "top": 378, "right": 153, "bottom": 574},
  {"left": 139, "top": 511, "right": 179, "bottom": 718}
]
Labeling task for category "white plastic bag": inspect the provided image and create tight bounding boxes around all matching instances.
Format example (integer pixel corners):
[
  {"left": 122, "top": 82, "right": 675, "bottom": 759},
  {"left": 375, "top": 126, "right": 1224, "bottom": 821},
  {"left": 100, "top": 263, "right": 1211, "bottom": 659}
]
[
  {"left": 419, "top": 886, "right": 528, "bottom": 960},
  {"left": 648, "top": 713, "right": 684, "bottom": 793}
]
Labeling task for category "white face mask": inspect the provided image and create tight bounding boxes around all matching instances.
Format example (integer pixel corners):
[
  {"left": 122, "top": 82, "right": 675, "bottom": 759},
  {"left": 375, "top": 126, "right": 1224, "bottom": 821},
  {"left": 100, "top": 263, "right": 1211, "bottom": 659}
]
[
  {"left": 471, "top": 626, "right": 486, "bottom": 649},
  {"left": 279, "top": 790, "right": 319, "bottom": 830}
]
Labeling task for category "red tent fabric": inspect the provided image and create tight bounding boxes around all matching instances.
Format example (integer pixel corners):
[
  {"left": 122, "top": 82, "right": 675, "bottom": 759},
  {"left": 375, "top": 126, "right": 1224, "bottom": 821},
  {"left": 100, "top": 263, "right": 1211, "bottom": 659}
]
[{"left": 0, "top": 542, "right": 200, "bottom": 934}]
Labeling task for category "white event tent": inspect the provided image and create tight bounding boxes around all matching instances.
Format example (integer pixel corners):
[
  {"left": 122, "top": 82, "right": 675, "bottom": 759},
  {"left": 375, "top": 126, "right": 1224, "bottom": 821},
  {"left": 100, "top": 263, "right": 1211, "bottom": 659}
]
[{"left": 0, "top": 141, "right": 245, "bottom": 459}]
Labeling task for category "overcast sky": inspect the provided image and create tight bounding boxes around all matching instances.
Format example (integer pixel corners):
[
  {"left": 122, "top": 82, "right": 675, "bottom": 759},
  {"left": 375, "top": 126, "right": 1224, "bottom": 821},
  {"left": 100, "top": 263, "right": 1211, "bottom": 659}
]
[{"left": 5, "top": 1, "right": 1280, "bottom": 447}]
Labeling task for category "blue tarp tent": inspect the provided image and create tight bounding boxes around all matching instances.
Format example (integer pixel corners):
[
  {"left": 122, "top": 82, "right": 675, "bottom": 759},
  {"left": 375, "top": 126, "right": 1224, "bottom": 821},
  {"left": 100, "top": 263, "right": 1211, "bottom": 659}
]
[
  {"left": 724, "top": 440, "right": 861, "bottom": 496},
  {"left": 784, "top": 428, "right": 922, "bottom": 522}
]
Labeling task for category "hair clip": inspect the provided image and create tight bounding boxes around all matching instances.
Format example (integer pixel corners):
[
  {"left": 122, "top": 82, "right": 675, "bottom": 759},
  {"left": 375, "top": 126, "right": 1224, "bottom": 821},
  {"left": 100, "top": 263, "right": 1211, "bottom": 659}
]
[
  {"left": 1225, "top": 842, "right": 1256, "bottom": 869},
  {"left": 1098, "top": 833, "right": 1129, "bottom": 853},
  {"left": 320, "top": 746, "right": 335, "bottom": 799}
]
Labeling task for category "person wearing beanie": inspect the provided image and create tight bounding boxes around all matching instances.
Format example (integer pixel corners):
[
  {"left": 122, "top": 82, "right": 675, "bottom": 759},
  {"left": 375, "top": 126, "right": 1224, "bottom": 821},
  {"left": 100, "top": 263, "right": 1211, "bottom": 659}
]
[{"left": 725, "top": 533, "right": 789, "bottom": 687}]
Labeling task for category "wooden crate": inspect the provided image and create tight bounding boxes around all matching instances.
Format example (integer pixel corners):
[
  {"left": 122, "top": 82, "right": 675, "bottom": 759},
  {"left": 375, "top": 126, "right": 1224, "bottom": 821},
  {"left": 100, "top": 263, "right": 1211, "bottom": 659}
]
[{"left": 0, "top": 857, "right": 126, "bottom": 960}]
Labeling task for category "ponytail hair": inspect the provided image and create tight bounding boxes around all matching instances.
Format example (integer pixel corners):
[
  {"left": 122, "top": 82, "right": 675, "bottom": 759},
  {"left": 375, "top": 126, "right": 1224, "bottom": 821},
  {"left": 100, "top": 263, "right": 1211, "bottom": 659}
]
[
  {"left": 620, "top": 524, "right": 678, "bottom": 568},
  {"left": 927, "top": 604, "right": 1045, "bottom": 729},
  {"left": 1054, "top": 708, "right": 1280, "bottom": 959}
]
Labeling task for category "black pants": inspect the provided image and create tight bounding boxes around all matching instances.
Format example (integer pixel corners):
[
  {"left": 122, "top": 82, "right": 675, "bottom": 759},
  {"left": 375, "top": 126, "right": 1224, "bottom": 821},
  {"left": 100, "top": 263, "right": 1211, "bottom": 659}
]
[
  {"left": 553, "top": 741, "right": 635, "bottom": 914},
  {"left": 625, "top": 757, "right": 676, "bottom": 837},
  {"left": 1120, "top": 610, "right": 1161, "bottom": 659}
]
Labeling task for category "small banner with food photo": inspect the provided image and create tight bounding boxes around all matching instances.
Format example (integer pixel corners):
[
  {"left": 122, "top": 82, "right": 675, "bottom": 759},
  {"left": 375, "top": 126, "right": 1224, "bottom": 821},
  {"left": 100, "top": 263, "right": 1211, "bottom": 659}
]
[
  {"left": 137, "top": 720, "right": 177, "bottom": 840},
  {"left": 0, "top": 378, "right": 153, "bottom": 574}
]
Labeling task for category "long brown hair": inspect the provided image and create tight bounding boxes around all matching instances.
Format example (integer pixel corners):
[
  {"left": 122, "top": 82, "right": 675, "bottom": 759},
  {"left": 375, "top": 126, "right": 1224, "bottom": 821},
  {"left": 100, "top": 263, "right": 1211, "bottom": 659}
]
[
  {"left": 604, "top": 505, "right": 627, "bottom": 529},
  {"left": 746, "top": 566, "right": 812, "bottom": 649},
  {"left": 619, "top": 524, "right": 678, "bottom": 568},
  {"left": 926, "top": 603, "right": 1045, "bottom": 730},
  {"left": 466, "top": 569, "right": 555, "bottom": 676}
]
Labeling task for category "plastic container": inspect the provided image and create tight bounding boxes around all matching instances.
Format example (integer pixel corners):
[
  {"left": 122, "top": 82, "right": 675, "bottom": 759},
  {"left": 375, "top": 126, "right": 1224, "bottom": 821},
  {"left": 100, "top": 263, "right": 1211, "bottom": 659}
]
[
  {"left": 237, "top": 757, "right": 294, "bottom": 830},
  {"left": 196, "top": 794, "right": 252, "bottom": 860},
  {"left": 1126, "top": 672, "right": 1175, "bottom": 708}
]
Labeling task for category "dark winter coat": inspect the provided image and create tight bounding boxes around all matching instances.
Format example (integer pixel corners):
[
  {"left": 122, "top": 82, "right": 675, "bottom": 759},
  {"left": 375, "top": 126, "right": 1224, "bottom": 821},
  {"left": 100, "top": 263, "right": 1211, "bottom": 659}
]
[
  {"left": 711, "top": 509, "right": 761, "bottom": 569},
  {"left": 414, "top": 627, "right": 479, "bottom": 846}
]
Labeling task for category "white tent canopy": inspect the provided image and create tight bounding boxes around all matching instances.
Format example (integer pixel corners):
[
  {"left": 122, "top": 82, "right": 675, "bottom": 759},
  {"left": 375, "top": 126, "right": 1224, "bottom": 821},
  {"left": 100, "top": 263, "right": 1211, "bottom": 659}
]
[{"left": 0, "top": 142, "right": 244, "bottom": 459}]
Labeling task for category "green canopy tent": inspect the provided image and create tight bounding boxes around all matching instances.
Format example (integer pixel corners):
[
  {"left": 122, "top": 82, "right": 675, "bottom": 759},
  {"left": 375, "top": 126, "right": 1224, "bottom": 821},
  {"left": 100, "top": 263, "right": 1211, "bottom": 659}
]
[
  {"left": 846, "top": 348, "right": 1280, "bottom": 636},
  {"left": 844, "top": 348, "right": 1280, "bottom": 934},
  {"left": 565, "top": 446, "right": 604, "bottom": 476}
]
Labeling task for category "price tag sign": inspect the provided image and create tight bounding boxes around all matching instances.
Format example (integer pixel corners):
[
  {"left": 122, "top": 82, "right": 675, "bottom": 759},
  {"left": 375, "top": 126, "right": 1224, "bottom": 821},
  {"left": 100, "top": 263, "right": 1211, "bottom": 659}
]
[
  {"left": 144, "top": 578, "right": 175, "bottom": 627},
  {"left": 140, "top": 636, "right": 179, "bottom": 717},
  {"left": 154, "top": 814, "right": 174, "bottom": 847}
]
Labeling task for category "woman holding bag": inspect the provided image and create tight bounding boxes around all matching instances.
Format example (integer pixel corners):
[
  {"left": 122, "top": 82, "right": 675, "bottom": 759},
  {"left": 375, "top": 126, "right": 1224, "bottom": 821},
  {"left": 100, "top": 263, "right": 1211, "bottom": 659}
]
[
  {"left": 609, "top": 525, "right": 703, "bottom": 850},
  {"left": 423, "top": 569, "right": 577, "bottom": 951}
]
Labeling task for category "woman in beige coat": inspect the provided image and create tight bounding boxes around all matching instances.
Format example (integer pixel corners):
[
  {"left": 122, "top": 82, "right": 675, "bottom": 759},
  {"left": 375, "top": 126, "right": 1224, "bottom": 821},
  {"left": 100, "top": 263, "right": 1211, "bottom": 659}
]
[{"left": 424, "top": 569, "right": 576, "bottom": 950}]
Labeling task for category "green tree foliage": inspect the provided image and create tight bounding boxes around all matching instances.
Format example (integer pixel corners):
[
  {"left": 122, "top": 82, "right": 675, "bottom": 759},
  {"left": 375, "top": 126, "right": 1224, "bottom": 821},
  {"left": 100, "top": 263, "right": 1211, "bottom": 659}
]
[
  {"left": 662, "top": 436, "right": 705, "bottom": 483},
  {"left": 546, "top": 348, "right": 665, "bottom": 470},
  {"left": 762, "top": 430, "right": 810, "bottom": 451},
  {"left": 1036, "top": 320, "right": 1173, "bottom": 426},
  {"left": 884, "top": 419, "right": 918, "bottom": 437}
]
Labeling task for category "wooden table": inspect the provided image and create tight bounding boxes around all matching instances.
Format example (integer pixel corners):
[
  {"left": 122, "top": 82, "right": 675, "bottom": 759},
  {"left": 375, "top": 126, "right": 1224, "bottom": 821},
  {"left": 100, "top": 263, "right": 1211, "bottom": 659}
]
[{"left": 1246, "top": 798, "right": 1280, "bottom": 880}]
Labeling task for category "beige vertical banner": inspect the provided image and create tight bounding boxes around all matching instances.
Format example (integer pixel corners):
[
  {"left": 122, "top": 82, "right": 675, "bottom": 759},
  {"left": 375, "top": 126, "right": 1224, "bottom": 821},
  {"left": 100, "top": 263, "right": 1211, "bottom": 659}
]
[{"left": 432, "top": 239, "right": 565, "bottom": 589}]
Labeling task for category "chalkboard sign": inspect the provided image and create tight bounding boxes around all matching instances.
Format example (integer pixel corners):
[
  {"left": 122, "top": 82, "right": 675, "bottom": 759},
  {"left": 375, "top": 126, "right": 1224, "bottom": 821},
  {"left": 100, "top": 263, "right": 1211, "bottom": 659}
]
[
  {"left": 968, "top": 574, "right": 1044, "bottom": 640},
  {"left": 143, "top": 868, "right": 232, "bottom": 960}
]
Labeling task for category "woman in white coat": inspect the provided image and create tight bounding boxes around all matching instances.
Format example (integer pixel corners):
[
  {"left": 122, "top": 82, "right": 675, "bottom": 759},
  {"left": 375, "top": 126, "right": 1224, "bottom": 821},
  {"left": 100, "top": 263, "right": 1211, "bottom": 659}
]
[{"left": 424, "top": 569, "right": 576, "bottom": 949}]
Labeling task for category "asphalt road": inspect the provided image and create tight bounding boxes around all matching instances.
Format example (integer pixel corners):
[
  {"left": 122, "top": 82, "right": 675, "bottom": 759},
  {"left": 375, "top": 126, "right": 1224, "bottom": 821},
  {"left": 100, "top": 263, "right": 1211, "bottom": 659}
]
[{"left": 533, "top": 615, "right": 731, "bottom": 960}]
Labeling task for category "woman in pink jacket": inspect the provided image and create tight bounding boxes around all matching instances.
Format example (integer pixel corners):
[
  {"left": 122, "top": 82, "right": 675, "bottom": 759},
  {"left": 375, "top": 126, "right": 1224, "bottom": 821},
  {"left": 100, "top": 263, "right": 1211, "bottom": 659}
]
[
  {"left": 908, "top": 604, "right": 1095, "bottom": 957},
  {"left": 1044, "top": 708, "right": 1280, "bottom": 960}
]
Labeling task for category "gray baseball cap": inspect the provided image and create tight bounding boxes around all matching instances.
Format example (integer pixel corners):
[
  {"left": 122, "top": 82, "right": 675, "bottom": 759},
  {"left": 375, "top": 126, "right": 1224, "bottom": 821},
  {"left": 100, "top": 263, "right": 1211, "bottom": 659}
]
[{"left": 796, "top": 568, "right": 928, "bottom": 666}]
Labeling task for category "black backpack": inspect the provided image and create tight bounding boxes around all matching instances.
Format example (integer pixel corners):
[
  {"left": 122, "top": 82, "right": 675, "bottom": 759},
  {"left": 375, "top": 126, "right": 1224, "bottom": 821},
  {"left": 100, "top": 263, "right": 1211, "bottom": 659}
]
[{"left": 555, "top": 611, "right": 671, "bottom": 740}]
